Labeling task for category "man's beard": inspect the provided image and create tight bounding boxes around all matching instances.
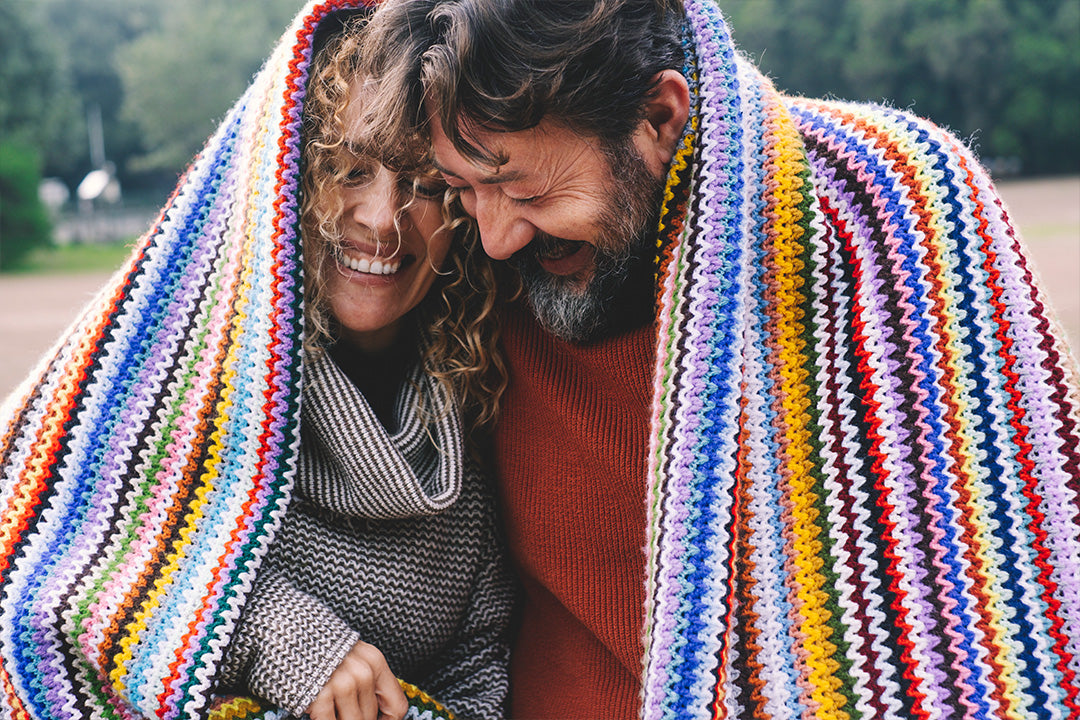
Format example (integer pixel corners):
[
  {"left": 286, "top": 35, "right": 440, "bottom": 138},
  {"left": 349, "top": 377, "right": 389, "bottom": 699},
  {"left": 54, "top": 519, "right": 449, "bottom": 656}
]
[{"left": 510, "top": 138, "right": 665, "bottom": 343}]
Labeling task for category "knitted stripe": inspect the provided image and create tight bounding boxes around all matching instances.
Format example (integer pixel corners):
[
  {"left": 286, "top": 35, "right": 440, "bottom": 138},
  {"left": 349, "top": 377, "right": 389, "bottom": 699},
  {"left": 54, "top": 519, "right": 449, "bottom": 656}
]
[
  {"left": 642, "top": 1, "right": 1080, "bottom": 718},
  {"left": 646, "top": 3, "right": 744, "bottom": 712},
  {"left": 298, "top": 359, "right": 464, "bottom": 518}
]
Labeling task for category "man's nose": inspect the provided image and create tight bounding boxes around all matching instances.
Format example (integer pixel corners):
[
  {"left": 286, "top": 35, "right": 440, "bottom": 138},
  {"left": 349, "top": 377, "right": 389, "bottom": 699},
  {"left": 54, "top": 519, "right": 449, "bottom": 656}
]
[{"left": 472, "top": 190, "right": 535, "bottom": 261}]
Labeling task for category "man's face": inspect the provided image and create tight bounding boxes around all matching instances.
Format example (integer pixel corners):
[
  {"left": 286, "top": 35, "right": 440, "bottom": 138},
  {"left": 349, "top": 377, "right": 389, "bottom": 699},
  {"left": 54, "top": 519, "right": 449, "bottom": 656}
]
[{"left": 430, "top": 116, "right": 665, "bottom": 342}]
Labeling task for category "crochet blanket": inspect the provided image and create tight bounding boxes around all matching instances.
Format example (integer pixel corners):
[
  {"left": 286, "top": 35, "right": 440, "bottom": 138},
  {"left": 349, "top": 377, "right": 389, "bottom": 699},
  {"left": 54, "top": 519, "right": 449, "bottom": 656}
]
[
  {"left": 642, "top": 1, "right": 1080, "bottom": 718},
  {"left": 0, "top": 2, "right": 452, "bottom": 718},
  {"left": 2, "top": 0, "right": 1078, "bottom": 718}
]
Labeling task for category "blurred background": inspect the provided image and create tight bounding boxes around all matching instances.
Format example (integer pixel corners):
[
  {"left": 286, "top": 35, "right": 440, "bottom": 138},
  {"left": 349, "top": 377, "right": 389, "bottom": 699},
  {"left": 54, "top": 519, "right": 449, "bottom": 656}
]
[{"left": 1, "top": 0, "right": 1078, "bottom": 396}]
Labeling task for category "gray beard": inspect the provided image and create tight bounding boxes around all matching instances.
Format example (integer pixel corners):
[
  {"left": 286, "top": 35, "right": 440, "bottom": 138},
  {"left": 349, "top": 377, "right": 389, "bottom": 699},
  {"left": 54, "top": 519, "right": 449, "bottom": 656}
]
[
  {"left": 511, "top": 139, "right": 663, "bottom": 343},
  {"left": 515, "top": 233, "right": 648, "bottom": 343}
]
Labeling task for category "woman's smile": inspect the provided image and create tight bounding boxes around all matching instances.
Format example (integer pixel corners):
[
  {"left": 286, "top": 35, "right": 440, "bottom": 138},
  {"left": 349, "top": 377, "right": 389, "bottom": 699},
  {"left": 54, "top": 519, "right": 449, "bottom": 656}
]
[{"left": 336, "top": 244, "right": 409, "bottom": 276}]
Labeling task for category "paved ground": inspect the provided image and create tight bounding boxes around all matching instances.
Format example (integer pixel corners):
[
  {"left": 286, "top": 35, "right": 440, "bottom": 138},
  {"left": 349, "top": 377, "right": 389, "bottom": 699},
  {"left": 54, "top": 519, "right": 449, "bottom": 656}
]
[
  {"left": 1, "top": 272, "right": 114, "bottom": 400},
  {"left": 994, "top": 176, "right": 1080, "bottom": 351},
  {"left": 1, "top": 177, "right": 1077, "bottom": 400}
]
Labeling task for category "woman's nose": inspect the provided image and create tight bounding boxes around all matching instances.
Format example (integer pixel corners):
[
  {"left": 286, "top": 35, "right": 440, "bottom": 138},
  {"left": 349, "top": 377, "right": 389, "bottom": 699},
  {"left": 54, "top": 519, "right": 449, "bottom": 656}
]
[{"left": 349, "top": 169, "right": 398, "bottom": 234}]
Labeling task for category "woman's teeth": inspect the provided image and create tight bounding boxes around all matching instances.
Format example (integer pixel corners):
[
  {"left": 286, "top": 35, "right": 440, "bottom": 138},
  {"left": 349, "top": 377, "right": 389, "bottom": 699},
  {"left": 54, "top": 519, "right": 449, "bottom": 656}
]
[{"left": 341, "top": 251, "right": 401, "bottom": 275}]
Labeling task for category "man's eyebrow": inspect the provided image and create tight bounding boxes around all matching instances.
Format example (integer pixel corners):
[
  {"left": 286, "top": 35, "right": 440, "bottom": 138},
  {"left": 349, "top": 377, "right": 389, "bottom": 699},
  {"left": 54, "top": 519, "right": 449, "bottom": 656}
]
[{"left": 433, "top": 161, "right": 525, "bottom": 185}]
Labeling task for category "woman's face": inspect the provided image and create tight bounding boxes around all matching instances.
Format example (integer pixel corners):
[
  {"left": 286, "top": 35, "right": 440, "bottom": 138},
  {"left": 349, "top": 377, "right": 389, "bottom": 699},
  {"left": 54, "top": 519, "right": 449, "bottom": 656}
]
[{"left": 318, "top": 81, "right": 451, "bottom": 353}]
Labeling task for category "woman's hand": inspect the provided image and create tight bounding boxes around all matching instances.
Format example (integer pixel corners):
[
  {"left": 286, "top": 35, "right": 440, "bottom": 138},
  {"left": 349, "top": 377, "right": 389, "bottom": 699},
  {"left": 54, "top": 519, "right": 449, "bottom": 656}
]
[{"left": 305, "top": 641, "right": 409, "bottom": 720}]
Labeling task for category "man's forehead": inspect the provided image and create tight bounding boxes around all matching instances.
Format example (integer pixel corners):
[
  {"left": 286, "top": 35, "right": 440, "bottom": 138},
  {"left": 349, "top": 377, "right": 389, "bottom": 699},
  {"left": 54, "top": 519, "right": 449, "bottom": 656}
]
[
  {"left": 433, "top": 134, "right": 519, "bottom": 181},
  {"left": 433, "top": 156, "right": 526, "bottom": 185},
  {"left": 432, "top": 122, "right": 557, "bottom": 182}
]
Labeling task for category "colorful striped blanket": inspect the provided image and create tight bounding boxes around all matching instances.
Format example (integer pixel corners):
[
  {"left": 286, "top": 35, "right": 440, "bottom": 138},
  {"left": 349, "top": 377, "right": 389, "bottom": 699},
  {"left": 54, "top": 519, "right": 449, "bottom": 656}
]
[
  {"left": 642, "top": 1, "right": 1080, "bottom": 718},
  {"left": 1, "top": 0, "right": 1078, "bottom": 718}
]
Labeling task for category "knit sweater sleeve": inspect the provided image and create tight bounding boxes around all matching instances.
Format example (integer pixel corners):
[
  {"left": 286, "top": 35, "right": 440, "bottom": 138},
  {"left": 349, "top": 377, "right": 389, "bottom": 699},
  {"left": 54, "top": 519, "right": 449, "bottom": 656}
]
[
  {"left": 217, "top": 565, "right": 362, "bottom": 716},
  {"left": 415, "top": 466, "right": 516, "bottom": 720}
]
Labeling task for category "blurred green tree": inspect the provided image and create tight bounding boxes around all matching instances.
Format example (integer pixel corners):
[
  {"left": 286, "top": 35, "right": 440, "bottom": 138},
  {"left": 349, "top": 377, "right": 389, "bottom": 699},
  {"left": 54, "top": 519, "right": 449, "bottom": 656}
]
[
  {"left": 27, "top": 0, "right": 296, "bottom": 194},
  {"left": 0, "top": 143, "right": 52, "bottom": 271},
  {"left": 723, "top": 0, "right": 1079, "bottom": 175},
  {"left": 15, "top": 0, "right": 1078, "bottom": 181},
  {"left": 37, "top": 0, "right": 161, "bottom": 186},
  {"left": 0, "top": 2, "right": 73, "bottom": 265},
  {"left": 0, "top": 2, "right": 80, "bottom": 171},
  {"left": 115, "top": 0, "right": 300, "bottom": 173}
]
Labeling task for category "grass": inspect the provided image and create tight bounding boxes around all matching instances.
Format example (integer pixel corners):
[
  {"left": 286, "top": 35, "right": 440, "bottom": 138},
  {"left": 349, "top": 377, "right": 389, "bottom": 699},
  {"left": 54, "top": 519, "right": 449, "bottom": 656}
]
[{"left": 3, "top": 240, "right": 135, "bottom": 275}]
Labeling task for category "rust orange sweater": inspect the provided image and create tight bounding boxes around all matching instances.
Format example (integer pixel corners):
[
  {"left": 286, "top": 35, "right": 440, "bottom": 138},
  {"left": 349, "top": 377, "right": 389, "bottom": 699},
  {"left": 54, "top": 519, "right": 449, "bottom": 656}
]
[{"left": 493, "top": 300, "right": 655, "bottom": 719}]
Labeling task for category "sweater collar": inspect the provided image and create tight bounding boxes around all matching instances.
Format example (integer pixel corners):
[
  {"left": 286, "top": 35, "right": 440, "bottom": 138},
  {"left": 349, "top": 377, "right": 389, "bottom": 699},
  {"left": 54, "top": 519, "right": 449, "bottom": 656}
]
[{"left": 298, "top": 349, "right": 465, "bottom": 519}]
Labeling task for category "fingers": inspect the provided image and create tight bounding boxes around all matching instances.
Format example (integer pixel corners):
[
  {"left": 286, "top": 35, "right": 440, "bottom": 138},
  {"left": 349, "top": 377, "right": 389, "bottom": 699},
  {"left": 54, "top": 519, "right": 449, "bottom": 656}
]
[
  {"left": 306, "top": 687, "right": 338, "bottom": 720},
  {"left": 304, "top": 641, "right": 409, "bottom": 720},
  {"left": 351, "top": 642, "right": 408, "bottom": 720},
  {"left": 336, "top": 678, "right": 367, "bottom": 720},
  {"left": 372, "top": 667, "right": 409, "bottom": 720}
]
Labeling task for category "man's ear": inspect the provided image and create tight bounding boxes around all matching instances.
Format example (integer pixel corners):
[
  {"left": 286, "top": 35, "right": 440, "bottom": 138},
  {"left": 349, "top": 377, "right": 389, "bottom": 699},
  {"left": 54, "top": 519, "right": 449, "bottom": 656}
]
[{"left": 636, "top": 70, "right": 691, "bottom": 171}]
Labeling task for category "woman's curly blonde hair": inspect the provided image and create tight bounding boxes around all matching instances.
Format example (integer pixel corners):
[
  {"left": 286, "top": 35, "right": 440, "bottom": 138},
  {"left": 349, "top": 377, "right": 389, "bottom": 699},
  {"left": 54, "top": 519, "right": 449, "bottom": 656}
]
[{"left": 300, "top": 12, "right": 506, "bottom": 431}]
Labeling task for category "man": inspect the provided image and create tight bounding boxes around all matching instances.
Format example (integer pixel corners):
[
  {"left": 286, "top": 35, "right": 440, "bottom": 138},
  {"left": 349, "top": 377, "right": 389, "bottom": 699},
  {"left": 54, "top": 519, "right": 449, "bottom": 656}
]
[{"left": 362, "top": 1, "right": 1080, "bottom": 718}]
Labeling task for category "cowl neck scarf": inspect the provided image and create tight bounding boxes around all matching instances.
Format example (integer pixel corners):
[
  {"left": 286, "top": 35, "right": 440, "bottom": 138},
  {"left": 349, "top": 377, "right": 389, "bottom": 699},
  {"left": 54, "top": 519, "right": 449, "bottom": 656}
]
[
  {"left": 0, "top": 1, "right": 452, "bottom": 718},
  {"left": 298, "top": 354, "right": 464, "bottom": 520},
  {"left": 642, "top": 1, "right": 1080, "bottom": 718}
]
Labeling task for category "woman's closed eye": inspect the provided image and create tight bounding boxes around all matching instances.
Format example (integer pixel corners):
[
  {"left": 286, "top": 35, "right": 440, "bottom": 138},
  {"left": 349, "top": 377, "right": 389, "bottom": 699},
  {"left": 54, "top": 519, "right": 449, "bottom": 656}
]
[
  {"left": 411, "top": 178, "right": 448, "bottom": 199},
  {"left": 407, "top": 169, "right": 449, "bottom": 200},
  {"left": 342, "top": 162, "right": 377, "bottom": 187}
]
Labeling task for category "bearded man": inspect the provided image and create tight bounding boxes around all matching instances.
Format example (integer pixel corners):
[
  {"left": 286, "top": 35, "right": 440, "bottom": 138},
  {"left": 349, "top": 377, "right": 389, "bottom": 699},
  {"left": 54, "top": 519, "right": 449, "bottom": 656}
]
[{"left": 362, "top": 1, "right": 1080, "bottom": 718}]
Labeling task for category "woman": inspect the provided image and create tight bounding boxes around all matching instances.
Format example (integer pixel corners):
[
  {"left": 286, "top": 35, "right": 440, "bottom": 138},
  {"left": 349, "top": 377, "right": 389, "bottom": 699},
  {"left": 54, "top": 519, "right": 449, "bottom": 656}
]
[{"left": 0, "top": 3, "right": 510, "bottom": 719}]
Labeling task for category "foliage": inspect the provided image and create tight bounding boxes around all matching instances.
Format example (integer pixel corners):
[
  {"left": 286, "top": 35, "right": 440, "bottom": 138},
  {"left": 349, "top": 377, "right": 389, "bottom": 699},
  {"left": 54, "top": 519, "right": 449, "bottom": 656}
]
[
  {"left": 4, "top": 0, "right": 1077, "bottom": 183},
  {"left": 21, "top": 0, "right": 296, "bottom": 186},
  {"left": 722, "top": 0, "right": 1080, "bottom": 175},
  {"left": 35, "top": 0, "right": 162, "bottom": 185},
  {"left": 0, "top": 2, "right": 80, "bottom": 174},
  {"left": 0, "top": 143, "right": 52, "bottom": 272},
  {"left": 114, "top": 0, "right": 300, "bottom": 172}
]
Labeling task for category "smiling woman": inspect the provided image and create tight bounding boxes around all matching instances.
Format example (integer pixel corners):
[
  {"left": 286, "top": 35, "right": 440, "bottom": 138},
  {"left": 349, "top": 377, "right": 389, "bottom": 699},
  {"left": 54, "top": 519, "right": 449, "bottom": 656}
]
[{"left": 305, "top": 77, "right": 453, "bottom": 357}]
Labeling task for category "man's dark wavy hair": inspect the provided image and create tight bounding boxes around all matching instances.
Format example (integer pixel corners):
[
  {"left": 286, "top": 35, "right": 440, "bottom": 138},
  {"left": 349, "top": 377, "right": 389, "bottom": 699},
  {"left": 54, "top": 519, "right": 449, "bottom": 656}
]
[{"left": 360, "top": 0, "right": 686, "bottom": 166}]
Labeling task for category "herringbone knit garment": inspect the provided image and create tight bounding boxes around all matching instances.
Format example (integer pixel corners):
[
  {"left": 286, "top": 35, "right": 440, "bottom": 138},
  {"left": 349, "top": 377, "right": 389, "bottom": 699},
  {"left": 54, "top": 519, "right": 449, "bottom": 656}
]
[
  {"left": 0, "top": 1, "right": 495, "bottom": 719},
  {"left": 218, "top": 353, "right": 512, "bottom": 718}
]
